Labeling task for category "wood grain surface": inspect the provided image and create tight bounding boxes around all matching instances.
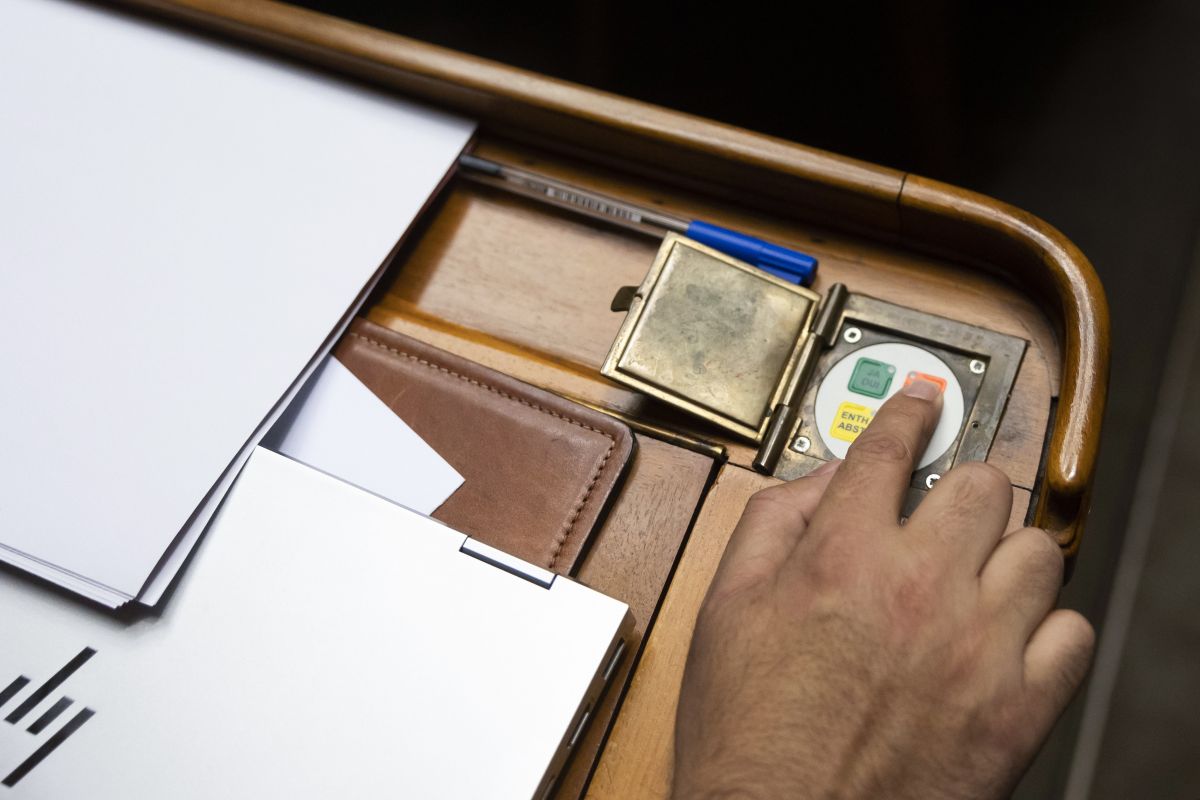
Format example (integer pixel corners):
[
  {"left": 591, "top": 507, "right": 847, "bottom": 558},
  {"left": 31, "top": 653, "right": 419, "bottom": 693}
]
[{"left": 556, "top": 436, "right": 715, "bottom": 800}]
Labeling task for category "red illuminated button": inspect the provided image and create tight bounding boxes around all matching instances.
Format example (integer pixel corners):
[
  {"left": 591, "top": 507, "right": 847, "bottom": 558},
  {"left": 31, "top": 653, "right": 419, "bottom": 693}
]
[{"left": 903, "top": 371, "right": 947, "bottom": 394}]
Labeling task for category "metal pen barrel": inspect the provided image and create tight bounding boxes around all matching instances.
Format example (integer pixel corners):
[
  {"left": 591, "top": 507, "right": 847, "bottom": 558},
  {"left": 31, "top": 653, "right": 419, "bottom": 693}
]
[{"left": 457, "top": 154, "right": 687, "bottom": 239}]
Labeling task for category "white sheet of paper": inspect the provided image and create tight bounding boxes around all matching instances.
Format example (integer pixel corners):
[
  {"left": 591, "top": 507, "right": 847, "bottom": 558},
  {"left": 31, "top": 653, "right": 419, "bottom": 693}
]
[
  {"left": 263, "top": 356, "right": 463, "bottom": 515},
  {"left": 136, "top": 299, "right": 368, "bottom": 608},
  {"left": 0, "top": 0, "right": 475, "bottom": 606}
]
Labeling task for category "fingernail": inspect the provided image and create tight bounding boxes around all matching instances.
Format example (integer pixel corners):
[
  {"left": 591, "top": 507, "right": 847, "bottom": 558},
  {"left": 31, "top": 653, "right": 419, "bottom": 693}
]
[{"left": 902, "top": 378, "right": 943, "bottom": 402}]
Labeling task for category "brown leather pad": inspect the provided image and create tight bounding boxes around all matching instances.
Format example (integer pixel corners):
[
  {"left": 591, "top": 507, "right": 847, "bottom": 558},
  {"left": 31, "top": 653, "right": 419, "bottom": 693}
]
[{"left": 334, "top": 319, "right": 634, "bottom": 575}]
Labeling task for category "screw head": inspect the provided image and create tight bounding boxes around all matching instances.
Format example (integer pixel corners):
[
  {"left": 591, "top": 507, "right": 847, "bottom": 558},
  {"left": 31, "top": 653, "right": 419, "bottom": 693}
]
[
  {"left": 969, "top": 359, "right": 986, "bottom": 375},
  {"left": 843, "top": 326, "right": 862, "bottom": 344},
  {"left": 791, "top": 435, "right": 811, "bottom": 454},
  {"left": 925, "top": 473, "right": 941, "bottom": 489}
]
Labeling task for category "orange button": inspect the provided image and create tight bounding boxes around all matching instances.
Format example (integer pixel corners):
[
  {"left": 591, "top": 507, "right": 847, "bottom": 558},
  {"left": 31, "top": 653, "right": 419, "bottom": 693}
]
[{"left": 903, "top": 371, "right": 947, "bottom": 394}]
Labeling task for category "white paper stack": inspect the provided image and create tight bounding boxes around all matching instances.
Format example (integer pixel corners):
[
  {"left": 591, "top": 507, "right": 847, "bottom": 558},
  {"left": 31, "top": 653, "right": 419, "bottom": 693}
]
[{"left": 0, "top": 0, "right": 476, "bottom": 607}]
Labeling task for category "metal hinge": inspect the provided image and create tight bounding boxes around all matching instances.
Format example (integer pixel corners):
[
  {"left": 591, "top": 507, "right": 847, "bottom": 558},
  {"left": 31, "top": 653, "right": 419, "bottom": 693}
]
[
  {"left": 459, "top": 538, "right": 555, "bottom": 589},
  {"left": 752, "top": 283, "right": 849, "bottom": 475}
]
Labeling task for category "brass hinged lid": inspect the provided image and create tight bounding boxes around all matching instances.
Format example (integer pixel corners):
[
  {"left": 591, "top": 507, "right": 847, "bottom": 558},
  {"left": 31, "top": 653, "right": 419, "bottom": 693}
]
[
  {"left": 601, "top": 234, "right": 830, "bottom": 444},
  {"left": 603, "top": 233, "right": 1025, "bottom": 489}
]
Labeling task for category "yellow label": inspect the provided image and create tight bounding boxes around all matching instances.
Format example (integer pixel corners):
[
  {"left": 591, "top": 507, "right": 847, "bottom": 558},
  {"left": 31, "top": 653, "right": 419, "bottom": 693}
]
[{"left": 829, "top": 401, "right": 875, "bottom": 443}]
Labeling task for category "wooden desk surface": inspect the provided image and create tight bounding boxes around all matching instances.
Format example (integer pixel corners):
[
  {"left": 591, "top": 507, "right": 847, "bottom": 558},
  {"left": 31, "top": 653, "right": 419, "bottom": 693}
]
[{"left": 367, "top": 134, "right": 1059, "bottom": 798}]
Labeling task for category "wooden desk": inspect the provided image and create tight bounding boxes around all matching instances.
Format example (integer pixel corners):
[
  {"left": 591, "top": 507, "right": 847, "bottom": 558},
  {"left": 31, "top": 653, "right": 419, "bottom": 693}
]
[
  {"left": 119, "top": 1, "right": 1111, "bottom": 795},
  {"left": 367, "top": 142, "right": 1058, "bottom": 796}
]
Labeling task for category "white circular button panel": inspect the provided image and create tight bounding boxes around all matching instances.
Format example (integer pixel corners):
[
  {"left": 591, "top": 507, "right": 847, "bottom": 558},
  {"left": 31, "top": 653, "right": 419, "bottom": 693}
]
[{"left": 814, "top": 342, "right": 965, "bottom": 469}]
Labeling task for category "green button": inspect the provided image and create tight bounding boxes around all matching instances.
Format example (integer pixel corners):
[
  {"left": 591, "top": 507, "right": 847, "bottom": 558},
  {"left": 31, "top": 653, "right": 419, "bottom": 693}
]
[{"left": 848, "top": 357, "right": 895, "bottom": 398}]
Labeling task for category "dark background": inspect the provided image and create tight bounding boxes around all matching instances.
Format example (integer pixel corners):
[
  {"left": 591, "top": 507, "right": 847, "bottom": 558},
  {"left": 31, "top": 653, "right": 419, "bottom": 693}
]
[
  {"left": 295, "top": 1, "right": 1200, "bottom": 796},
  {"left": 293, "top": 0, "right": 1138, "bottom": 187}
]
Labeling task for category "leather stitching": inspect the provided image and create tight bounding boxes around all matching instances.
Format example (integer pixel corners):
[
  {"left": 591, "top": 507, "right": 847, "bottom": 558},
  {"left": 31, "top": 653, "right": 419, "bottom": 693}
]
[
  {"left": 547, "top": 439, "right": 614, "bottom": 570},
  {"left": 347, "top": 332, "right": 617, "bottom": 571}
]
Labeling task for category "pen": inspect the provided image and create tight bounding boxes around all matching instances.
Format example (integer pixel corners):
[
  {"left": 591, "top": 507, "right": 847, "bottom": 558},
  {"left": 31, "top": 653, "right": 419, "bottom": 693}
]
[{"left": 456, "top": 154, "right": 819, "bottom": 286}]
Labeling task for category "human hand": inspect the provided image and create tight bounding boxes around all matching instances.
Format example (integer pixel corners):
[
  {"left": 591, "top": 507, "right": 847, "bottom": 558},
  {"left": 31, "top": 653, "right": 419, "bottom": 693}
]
[{"left": 672, "top": 380, "right": 1094, "bottom": 800}]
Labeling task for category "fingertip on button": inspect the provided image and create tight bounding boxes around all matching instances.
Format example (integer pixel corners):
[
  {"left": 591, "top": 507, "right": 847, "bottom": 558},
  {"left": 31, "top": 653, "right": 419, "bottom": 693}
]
[{"left": 901, "top": 378, "right": 944, "bottom": 402}]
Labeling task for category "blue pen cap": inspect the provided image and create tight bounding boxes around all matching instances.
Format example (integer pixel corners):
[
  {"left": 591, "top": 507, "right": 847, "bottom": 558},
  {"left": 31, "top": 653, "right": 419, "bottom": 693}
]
[
  {"left": 685, "top": 220, "right": 818, "bottom": 286},
  {"left": 757, "top": 264, "right": 804, "bottom": 285}
]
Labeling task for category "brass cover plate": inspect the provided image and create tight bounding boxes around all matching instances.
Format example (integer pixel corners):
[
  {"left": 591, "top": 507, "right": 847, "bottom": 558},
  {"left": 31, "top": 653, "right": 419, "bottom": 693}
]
[{"left": 602, "top": 234, "right": 819, "bottom": 441}]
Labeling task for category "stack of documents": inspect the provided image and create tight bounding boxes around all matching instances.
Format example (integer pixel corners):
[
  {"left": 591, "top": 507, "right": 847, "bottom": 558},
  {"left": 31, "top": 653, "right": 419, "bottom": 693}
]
[{"left": 0, "top": 0, "right": 475, "bottom": 607}]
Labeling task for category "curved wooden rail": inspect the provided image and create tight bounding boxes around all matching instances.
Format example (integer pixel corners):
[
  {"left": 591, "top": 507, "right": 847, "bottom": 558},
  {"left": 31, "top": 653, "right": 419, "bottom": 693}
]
[
  {"left": 119, "top": 0, "right": 1110, "bottom": 554},
  {"left": 121, "top": 0, "right": 907, "bottom": 230},
  {"left": 898, "top": 178, "right": 1109, "bottom": 554}
]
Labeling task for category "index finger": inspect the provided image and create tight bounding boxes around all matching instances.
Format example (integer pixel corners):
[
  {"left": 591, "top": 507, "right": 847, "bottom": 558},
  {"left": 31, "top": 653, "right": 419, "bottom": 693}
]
[{"left": 812, "top": 379, "right": 944, "bottom": 529}]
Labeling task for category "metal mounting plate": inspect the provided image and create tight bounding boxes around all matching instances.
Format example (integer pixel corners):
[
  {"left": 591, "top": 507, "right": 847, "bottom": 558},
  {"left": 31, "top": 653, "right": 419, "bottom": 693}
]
[{"left": 776, "top": 293, "right": 1027, "bottom": 488}]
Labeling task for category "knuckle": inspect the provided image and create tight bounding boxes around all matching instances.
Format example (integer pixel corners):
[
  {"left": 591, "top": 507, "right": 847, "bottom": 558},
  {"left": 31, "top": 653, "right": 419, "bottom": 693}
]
[
  {"left": 744, "top": 473, "right": 828, "bottom": 521},
  {"left": 952, "top": 461, "right": 1013, "bottom": 498},
  {"left": 801, "top": 533, "right": 860, "bottom": 588},
  {"left": 747, "top": 483, "right": 791, "bottom": 506},
  {"left": 943, "top": 626, "right": 989, "bottom": 683},
  {"left": 935, "top": 462, "right": 1013, "bottom": 513},
  {"left": 886, "top": 406, "right": 928, "bottom": 433},
  {"left": 1058, "top": 610, "right": 1097, "bottom": 663},
  {"left": 743, "top": 484, "right": 798, "bottom": 518},
  {"left": 848, "top": 429, "right": 913, "bottom": 465},
  {"left": 885, "top": 566, "right": 939, "bottom": 626},
  {"left": 1017, "top": 527, "right": 1065, "bottom": 582},
  {"left": 973, "top": 696, "right": 1028, "bottom": 754},
  {"left": 706, "top": 559, "right": 774, "bottom": 609},
  {"left": 1038, "top": 612, "right": 1096, "bottom": 700}
]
